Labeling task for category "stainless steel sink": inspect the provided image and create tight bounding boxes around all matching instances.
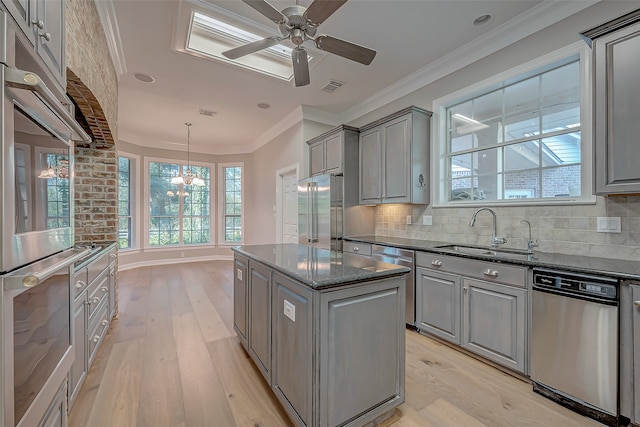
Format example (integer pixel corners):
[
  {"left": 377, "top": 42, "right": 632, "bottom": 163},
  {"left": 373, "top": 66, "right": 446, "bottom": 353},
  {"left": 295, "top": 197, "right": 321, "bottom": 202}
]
[{"left": 434, "top": 244, "right": 534, "bottom": 260}]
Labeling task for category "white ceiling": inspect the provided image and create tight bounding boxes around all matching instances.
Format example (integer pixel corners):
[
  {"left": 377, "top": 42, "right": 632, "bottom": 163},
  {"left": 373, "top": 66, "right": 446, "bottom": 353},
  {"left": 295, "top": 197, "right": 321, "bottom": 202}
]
[{"left": 106, "top": 0, "right": 598, "bottom": 155}]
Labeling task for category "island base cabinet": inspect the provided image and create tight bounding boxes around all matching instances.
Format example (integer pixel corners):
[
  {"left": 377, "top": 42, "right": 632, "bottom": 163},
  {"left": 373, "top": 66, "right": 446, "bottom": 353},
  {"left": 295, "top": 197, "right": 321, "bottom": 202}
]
[
  {"left": 233, "top": 256, "right": 249, "bottom": 350},
  {"left": 248, "top": 261, "right": 272, "bottom": 384},
  {"left": 415, "top": 267, "right": 461, "bottom": 344},
  {"left": 319, "top": 279, "right": 405, "bottom": 427},
  {"left": 632, "top": 284, "right": 640, "bottom": 425},
  {"left": 462, "top": 278, "right": 526, "bottom": 373},
  {"left": 272, "top": 273, "right": 313, "bottom": 427}
]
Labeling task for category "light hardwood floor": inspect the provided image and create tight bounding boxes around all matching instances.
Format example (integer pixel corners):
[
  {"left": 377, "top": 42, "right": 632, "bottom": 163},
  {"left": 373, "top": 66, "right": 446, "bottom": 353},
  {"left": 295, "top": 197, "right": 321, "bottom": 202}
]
[{"left": 69, "top": 261, "right": 603, "bottom": 427}]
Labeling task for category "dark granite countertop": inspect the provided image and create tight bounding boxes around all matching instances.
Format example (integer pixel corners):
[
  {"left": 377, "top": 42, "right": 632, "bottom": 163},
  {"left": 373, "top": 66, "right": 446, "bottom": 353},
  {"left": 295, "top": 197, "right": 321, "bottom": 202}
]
[
  {"left": 232, "top": 244, "right": 410, "bottom": 289},
  {"left": 345, "top": 235, "right": 640, "bottom": 282},
  {"left": 73, "top": 241, "right": 117, "bottom": 270}
]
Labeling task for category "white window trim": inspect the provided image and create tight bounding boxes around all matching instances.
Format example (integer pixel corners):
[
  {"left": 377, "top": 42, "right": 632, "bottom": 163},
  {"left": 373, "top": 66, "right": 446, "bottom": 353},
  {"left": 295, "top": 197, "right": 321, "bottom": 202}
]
[
  {"left": 117, "top": 151, "right": 140, "bottom": 252},
  {"left": 143, "top": 156, "right": 216, "bottom": 249},
  {"left": 431, "top": 41, "right": 596, "bottom": 207},
  {"left": 218, "top": 162, "right": 244, "bottom": 246}
]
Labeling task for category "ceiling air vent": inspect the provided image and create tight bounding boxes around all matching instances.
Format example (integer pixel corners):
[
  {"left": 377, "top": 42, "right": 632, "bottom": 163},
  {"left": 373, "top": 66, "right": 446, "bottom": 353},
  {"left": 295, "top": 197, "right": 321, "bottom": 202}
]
[
  {"left": 199, "top": 108, "right": 217, "bottom": 117},
  {"left": 321, "top": 80, "right": 344, "bottom": 93}
]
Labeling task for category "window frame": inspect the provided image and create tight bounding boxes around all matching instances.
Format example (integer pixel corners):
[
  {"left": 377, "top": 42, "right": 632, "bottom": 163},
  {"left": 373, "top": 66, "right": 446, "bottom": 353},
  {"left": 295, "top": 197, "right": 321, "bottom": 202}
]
[
  {"left": 218, "top": 162, "right": 244, "bottom": 245},
  {"left": 431, "top": 42, "right": 595, "bottom": 207},
  {"left": 117, "top": 152, "right": 140, "bottom": 251},
  {"left": 143, "top": 156, "right": 215, "bottom": 249}
]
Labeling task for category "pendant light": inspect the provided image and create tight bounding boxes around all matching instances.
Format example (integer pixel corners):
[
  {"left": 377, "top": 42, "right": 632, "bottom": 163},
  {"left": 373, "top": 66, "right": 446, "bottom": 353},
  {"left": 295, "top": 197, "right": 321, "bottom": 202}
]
[{"left": 171, "top": 123, "right": 205, "bottom": 187}]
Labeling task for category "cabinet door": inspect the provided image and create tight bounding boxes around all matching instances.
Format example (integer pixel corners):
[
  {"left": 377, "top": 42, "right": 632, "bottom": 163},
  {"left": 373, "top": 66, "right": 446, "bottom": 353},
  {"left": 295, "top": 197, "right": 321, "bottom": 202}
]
[
  {"left": 68, "top": 294, "right": 87, "bottom": 407},
  {"left": 108, "top": 266, "right": 116, "bottom": 319},
  {"left": 2, "top": 0, "right": 36, "bottom": 45},
  {"left": 248, "top": 261, "right": 272, "bottom": 384},
  {"left": 594, "top": 22, "right": 640, "bottom": 194},
  {"left": 359, "top": 127, "right": 382, "bottom": 204},
  {"left": 324, "top": 132, "right": 342, "bottom": 174},
  {"left": 382, "top": 114, "right": 411, "bottom": 203},
  {"left": 309, "top": 140, "right": 325, "bottom": 176},
  {"left": 233, "top": 256, "right": 249, "bottom": 350},
  {"left": 462, "top": 278, "right": 526, "bottom": 373},
  {"left": 35, "top": 0, "right": 65, "bottom": 84},
  {"left": 271, "top": 273, "right": 313, "bottom": 426},
  {"left": 415, "top": 267, "right": 461, "bottom": 344},
  {"left": 632, "top": 284, "right": 640, "bottom": 424}
]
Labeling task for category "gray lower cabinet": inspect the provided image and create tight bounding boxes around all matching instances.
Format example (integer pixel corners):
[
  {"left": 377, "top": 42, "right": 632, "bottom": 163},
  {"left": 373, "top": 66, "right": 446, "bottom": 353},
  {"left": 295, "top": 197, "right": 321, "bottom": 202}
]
[
  {"left": 68, "top": 293, "right": 87, "bottom": 406},
  {"left": 39, "top": 382, "right": 67, "bottom": 427},
  {"left": 632, "top": 284, "right": 640, "bottom": 425},
  {"left": 248, "top": 260, "right": 272, "bottom": 384},
  {"left": 415, "top": 251, "right": 527, "bottom": 374},
  {"left": 461, "top": 278, "right": 526, "bottom": 373},
  {"left": 415, "top": 267, "right": 461, "bottom": 344},
  {"left": 233, "top": 255, "right": 249, "bottom": 350},
  {"left": 582, "top": 10, "right": 640, "bottom": 194},
  {"left": 358, "top": 106, "right": 431, "bottom": 205},
  {"left": 271, "top": 273, "right": 313, "bottom": 426}
]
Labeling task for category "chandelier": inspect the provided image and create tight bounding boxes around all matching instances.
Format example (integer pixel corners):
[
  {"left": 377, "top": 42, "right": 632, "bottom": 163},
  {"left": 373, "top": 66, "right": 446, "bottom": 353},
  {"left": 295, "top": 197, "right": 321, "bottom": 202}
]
[
  {"left": 171, "top": 123, "right": 205, "bottom": 187},
  {"left": 38, "top": 156, "right": 69, "bottom": 179}
]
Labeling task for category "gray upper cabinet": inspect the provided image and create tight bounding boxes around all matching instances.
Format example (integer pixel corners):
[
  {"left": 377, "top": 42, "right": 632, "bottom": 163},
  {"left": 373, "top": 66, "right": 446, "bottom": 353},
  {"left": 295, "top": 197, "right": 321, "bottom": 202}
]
[
  {"left": 359, "top": 106, "right": 431, "bottom": 205},
  {"left": 307, "top": 125, "right": 359, "bottom": 177},
  {"left": 582, "top": 10, "right": 640, "bottom": 195},
  {"left": 1, "top": 0, "right": 65, "bottom": 88}
]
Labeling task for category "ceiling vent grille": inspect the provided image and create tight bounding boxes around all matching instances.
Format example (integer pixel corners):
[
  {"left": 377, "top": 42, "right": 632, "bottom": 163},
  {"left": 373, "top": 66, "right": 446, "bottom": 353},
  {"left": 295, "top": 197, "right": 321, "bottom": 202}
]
[
  {"left": 199, "top": 108, "right": 217, "bottom": 117},
  {"left": 321, "top": 80, "right": 344, "bottom": 93}
]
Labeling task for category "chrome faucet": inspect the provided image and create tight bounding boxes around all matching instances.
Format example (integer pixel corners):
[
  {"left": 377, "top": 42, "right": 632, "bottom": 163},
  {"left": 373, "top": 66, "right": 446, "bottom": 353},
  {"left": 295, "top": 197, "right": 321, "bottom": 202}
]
[
  {"left": 469, "top": 207, "right": 507, "bottom": 248},
  {"left": 519, "top": 219, "right": 539, "bottom": 254}
]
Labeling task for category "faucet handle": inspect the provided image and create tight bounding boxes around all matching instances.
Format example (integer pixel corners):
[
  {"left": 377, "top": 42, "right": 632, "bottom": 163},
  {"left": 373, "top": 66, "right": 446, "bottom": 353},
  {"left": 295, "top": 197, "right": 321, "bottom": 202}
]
[
  {"left": 492, "top": 236, "right": 507, "bottom": 247},
  {"left": 527, "top": 239, "right": 539, "bottom": 253}
]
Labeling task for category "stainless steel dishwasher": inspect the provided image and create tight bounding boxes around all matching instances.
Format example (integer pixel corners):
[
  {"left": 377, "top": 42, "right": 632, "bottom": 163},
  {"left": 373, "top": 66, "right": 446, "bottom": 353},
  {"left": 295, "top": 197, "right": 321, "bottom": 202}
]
[
  {"left": 531, "top": 268, "right": 619, "bottom": 426},
  {"left": 371, "top": 245, "right": 415, "bottom": 326}
]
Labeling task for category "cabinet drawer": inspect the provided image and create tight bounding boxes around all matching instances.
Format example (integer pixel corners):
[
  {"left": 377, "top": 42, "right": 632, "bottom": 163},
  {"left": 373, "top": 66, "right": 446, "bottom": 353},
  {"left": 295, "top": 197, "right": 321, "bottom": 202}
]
[
  {"left": 87, "top": 252, "right": 109, "bottom": 285},
  {"left": 343, "top": 241, "right": 372, "bottom": 256},
  {"left": 107, "top": 246, "right": 117, "bottom": 267},
  {"left": 87, "top": 299, "right": 109, "bottom": 365},
  {"left": 416, "top": 251, "right": 526, "bottom": 287},
  {"left": 72, "top": 267, "right": 88, "bottom": 300},
  {"left": 87, "top": 271, "right": 109, "bottom": 319}
]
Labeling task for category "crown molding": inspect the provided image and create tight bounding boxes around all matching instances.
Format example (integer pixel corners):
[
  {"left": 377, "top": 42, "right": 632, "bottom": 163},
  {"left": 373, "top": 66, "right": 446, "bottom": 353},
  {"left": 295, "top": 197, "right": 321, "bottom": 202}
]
[
  {"left": 301, "top": 105, "right": 341, "bottom": 127},
  {"left": 246, "top": 106, "right": 304, "bottom": 153},
  {"left": 95, "top": 0, "right": 127, "bottom": 77},
  {"left": 341, "top": 0, "right": 600, "bottom": 123}
]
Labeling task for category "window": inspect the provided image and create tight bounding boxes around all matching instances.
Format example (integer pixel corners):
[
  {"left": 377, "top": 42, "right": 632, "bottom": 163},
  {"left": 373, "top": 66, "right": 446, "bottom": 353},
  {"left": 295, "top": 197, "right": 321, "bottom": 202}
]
[
  {"left": 44, "top": 153, "right": 70, "bottom": 229},
  {"left": 434, "top": 47, "right": 592, "bottom": 205},
  {"left": 148, "top": 160, "right": 212, "bottom": 247},
  {"left": 118, "top": 156, "right": 132, "bottom": 249},
  {"left": 219, "top": 164, "right": 243, "bottom": 244}
]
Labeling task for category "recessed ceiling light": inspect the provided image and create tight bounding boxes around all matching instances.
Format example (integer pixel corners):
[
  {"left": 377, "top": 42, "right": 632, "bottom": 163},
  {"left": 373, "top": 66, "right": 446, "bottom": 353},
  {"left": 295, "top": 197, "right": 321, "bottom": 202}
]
[
  {"left": 134, "top": 72, "right": 155, "bottom": 83},
  {"left": 257, "top": 103, "right": 270, "bottom": 109},
  {"left": 473, "top": 14, "right": 492, "bottom": 27}
]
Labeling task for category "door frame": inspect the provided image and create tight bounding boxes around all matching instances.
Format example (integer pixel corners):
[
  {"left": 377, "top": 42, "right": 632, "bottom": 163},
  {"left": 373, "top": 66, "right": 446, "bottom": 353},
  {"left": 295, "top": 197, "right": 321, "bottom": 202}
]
[{"left": 275, "top": 163, "right": 299, "bottom": 244}]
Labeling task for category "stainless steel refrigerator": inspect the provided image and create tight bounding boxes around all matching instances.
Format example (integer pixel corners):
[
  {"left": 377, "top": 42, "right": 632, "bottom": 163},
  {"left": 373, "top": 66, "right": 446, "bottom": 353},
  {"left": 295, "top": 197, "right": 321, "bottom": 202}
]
[{"left": 298, "top": 173, "right": 375, "bottom": 251}]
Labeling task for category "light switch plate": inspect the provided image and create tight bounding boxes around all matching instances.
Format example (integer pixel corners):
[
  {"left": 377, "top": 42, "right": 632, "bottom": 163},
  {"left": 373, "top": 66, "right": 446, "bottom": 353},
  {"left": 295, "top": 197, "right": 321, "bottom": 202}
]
[
  {"left": 406, "top": 215, "right": 412, "bottom": 225},
  {"left": 597, "top": 217, "right": 621, "bottom": 233},
  {"left": 423, "top": 215, "right": 432, "bottom": 226},
  {"left": 284, "top": 299, "right": 295, "bottom": 322}
]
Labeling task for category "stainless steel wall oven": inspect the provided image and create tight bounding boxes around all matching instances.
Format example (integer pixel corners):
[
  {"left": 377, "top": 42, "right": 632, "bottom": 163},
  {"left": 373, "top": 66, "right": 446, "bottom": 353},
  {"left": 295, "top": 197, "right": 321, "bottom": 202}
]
[{"left": 1, "top": 9, "right": 90, "bottom": 427}]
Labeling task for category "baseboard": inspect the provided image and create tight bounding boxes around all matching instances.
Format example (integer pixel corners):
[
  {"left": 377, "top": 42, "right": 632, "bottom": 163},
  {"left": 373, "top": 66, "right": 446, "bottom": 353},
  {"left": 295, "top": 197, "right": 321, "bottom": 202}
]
[{"left": 117, "top": 255, "right": 233, "bottom": 271}]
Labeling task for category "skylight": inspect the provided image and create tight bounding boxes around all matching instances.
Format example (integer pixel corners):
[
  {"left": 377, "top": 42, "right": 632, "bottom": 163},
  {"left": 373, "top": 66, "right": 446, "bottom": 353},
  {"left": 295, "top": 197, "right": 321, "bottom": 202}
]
[{"left": 186, "top": 11, "right": 314, "bottom": 82}]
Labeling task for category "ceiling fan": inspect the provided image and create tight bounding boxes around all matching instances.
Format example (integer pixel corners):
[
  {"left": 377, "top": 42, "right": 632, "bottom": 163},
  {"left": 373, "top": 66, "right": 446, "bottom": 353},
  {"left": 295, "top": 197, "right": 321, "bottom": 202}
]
[{"left": 222, "top": 0, "right": 376, "bottom": 87}]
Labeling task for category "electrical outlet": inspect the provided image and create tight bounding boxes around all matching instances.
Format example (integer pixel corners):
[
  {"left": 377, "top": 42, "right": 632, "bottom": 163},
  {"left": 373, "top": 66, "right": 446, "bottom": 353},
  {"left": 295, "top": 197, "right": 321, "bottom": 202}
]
[
  {"left": 284, "top": 299, "right": 295, "bottom": 322},
  {"left": 406, "top": 215, "right": 412, "bottom": 225},
  {"left": 236, "top": 268, "right": 243, "bottom": 281},
  {"left": 596, "top": 217, "right": 621, "bottom": 233},
  {"left": 423, "top": 215, "right": 433, "bottom": 226}
]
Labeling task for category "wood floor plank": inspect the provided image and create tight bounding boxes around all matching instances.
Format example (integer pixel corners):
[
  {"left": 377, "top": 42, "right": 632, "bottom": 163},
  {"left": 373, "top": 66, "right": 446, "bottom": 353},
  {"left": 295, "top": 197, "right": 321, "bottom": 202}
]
[
  {"left": 207, "top": 337, "right": 293, "bottom": 427},
  {"left": 85, "top": 338, "right": 145, "bottom": 426},
  {"left": 172, "top": 312, "right": 236, "bottom": 426}
]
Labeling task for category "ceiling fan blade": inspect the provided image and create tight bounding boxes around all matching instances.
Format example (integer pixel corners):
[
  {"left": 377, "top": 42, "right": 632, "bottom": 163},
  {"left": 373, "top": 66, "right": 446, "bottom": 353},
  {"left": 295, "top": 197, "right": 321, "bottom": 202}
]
[
  {"left": 305, "top": 0, "right": 348, "bottom": 25},
  {"left": 292, "top": 47, "right": 310, "bottom": 87},
  {"left": 222, "top": 37, "right": 281, "bottom": 60},
  {"left": 315, "top": 35, "right": 376, "bottom": 65},
  {"left": 241, "top": 0, "right": 286, "bottom": 23}
]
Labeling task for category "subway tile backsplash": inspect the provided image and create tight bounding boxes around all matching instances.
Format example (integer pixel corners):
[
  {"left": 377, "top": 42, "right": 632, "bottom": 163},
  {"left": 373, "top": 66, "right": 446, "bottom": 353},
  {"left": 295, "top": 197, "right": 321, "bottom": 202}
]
[{"left": 374, "top": 197, "right": 640, "bottom": 261}]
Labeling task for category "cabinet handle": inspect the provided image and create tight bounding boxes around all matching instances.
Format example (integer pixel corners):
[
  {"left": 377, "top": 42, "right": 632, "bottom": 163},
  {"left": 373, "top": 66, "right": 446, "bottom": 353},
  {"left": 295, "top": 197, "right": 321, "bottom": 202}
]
[
  {"left": 90, "top": 297, "right": 100, "bottom": 305},
  {"left": 92, "top": 335, "right": 100, "bottom": 343},
  {"left": 431, "top": 260, "right": 442, "bottom": 267},
  {"left": 353, "top": 247, "right": 359, "bottom": 252},
  {"left": 463, "top": 286, "right": 468, "bottom": 291},
  {"left": 634, "top": 300, "right": 640, "bottom": 308},
  {"left": 483, "top": 269, "right": 499, "bottom": 277},
  {"left": 101, "top": 320, "right": 109, "bottom": 326},
  {"left": 75, "top": 280, "right": 86, "bottom": 289},
  {"left": 39, "top": 32, "right": 51, "bottom": 42},
  {"left": 101, "top": 286, "right": 108, "bottom": 293},
  {"left": 110, "top": 254, "right": 116, "bottom": 259},
  {"left": 31, "top": 19, "right": 44, "bottom": 29},
  {"left": 110, "top": 272, "right": 115, "bottom": 277}
]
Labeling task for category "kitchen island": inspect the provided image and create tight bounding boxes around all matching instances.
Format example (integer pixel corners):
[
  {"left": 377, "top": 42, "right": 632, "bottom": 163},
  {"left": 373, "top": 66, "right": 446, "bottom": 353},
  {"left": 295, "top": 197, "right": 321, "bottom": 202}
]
[{"left": 231, "top": 244, "right": 409, "bottom": 427}]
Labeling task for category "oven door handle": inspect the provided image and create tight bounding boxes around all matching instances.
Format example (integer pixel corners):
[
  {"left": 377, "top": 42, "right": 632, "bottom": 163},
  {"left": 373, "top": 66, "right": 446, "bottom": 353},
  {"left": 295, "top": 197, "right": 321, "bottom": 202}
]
[
  {"left": 3, "top": 249, "right": 91, "bottom": 291},
  {"left": 4, "top": 67, "right": 91, "bottom": 142}
]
